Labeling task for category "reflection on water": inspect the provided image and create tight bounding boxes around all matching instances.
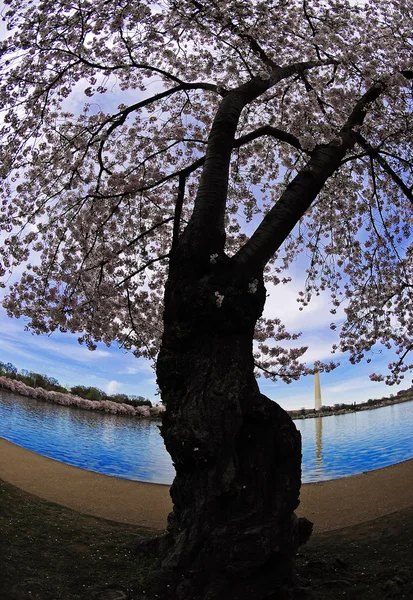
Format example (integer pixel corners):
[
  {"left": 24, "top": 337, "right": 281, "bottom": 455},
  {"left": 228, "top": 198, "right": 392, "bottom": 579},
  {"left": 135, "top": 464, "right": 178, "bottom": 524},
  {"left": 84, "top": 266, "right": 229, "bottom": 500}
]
[
  {"left": 295, "top": 403, "right": 413, "bottom": 481},
  {"left": 0, "top": 389, "right": 412, "bottom": 483},
  {"left": 0, "top": 389, "right": 174, "bottom": 484},
  {"left": 315, "top": 416, "right": 323, "bottom": 474}
]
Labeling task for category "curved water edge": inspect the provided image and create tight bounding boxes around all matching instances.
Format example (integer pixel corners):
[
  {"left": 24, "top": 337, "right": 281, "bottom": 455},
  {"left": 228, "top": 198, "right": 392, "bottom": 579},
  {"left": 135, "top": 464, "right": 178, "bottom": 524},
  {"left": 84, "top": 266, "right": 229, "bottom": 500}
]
[{"left": 1, "top": 389, "right": 412, "bottom": 484}]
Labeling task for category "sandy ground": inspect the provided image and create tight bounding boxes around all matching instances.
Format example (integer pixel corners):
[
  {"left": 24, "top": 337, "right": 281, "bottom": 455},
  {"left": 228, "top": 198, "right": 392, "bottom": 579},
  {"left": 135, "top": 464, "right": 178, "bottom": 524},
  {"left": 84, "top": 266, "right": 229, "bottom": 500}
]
[{"left": 0, "top": 437, "right": 412, "bottom": 533}]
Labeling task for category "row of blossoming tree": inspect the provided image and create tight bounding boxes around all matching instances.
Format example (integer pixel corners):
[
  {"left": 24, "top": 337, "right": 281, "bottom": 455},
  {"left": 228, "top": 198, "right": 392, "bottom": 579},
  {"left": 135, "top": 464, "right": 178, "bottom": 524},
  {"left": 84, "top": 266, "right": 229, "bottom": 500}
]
[
  {"left": 0, "top": 375, "right": 164, "bottom": 417},
  {"left": 0, "top": 360, "right": 160, "bottom": 416}
]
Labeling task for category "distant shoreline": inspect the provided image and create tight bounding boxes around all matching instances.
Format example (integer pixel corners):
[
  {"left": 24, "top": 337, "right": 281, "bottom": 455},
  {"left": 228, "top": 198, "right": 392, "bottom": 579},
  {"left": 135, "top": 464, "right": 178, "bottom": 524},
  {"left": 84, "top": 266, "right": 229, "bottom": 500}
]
[
  {"left": 288, "top": 393, "right": 413, "bottom": 420},
  {"left": 0, "top": 376, "right": 165, "bottom": 419},
  {"left": 1, "top": 373, "right": 412, "bottom": 421}
]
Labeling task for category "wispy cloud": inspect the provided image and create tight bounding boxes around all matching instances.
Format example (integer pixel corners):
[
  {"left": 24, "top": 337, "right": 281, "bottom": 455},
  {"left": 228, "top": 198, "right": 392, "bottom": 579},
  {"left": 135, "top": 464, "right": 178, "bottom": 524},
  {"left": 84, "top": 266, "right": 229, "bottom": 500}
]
[
  {"left": 263, "top": 278, "right": 346, "bottom": 333},
  {"left": 35, "top": 338, "right": 111, "bottom": 361}
]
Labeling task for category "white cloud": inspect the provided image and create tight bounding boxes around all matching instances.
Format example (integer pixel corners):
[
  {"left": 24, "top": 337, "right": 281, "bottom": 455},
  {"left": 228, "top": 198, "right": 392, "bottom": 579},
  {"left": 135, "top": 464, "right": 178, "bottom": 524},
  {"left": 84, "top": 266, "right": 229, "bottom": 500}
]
[
  {"left": 106, "top": 380, "right": 119, "bottom": 395},
  {"left": 324, "top": 377, "right": 371, "bottom": 394},
  {"left": 263, "top": 278, "right": 346, "bottom": 333},
  {"left": 124, "top": 366, "right": 141, "bottom": 375},
  {"left": 0, "top": 338, "right": 44, "bottom": 364},
  {"left": 299, "top": 337, "right": 342, "bottom": 363},
  {"left": 0, "top": 315, "right": 111, "bottom": 364}
]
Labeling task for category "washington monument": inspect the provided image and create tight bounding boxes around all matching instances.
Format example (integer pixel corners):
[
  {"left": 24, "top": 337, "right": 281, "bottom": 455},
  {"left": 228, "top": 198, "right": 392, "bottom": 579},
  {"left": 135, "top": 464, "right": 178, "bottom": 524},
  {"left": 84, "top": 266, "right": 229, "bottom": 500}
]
[{"left": 314, "top": 372, "right": 322, "bottom": 411}]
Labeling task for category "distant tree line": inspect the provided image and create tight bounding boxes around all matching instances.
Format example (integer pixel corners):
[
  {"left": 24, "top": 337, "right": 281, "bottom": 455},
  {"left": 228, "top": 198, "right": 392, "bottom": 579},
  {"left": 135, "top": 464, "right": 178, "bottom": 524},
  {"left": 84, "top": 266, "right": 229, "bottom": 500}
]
[
  {"left": 0, "top": 361, "right": 152, "bottom": 407},
  {"left": 289, "top": 391, "right": 413, "bottom": 419}
]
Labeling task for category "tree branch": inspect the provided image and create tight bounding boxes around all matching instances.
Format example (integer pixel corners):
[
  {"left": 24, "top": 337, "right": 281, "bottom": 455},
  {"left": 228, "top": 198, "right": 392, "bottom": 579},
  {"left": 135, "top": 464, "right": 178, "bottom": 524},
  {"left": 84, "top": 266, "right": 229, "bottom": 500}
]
[
  {"left": 357, "top": 133, "right": 413, "bottom": 205},
  {"left": 116, "top": 125, "right": 302, "bottom": 204},
  {"left": 98, "top": 81, "right": 224, "bottom": 143},
  {"left": 234, "top": 82, "right": 386, "bottom": 273},
  {"left": 235, "top": 125, "right": 304, "bottom": 152},
  {"left": 115, "top": 254, "right": 170, "bottom": 287},
  {"left": 190, "top": 0, "right": 277, "bottom": 69},
  {"left": 56, "top": 41, "right": 227, "bottom": 94},
  {"left": 94, "top": 81, "right": 225, "bottom": 180}
]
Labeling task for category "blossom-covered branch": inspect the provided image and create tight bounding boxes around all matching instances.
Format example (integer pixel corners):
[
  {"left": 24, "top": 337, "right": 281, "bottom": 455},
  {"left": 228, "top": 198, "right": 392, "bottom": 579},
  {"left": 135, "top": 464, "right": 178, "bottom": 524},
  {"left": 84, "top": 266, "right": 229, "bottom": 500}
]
[{"left": 1, "top": 0, "right": 413, "bottom": 383}]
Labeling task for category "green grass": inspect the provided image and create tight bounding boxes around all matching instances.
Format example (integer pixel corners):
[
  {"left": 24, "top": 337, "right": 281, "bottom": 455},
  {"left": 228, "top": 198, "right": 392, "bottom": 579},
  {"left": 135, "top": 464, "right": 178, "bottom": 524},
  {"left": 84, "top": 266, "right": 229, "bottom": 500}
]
[
  {"left": 297, "top": 507, "right": 413, "bottom": 599},
  {"left": 0, "top": 480, "right": 158, "bottom": 599},
  {"left": 1, "top": 478, "right": 412, "bottom": 599}
]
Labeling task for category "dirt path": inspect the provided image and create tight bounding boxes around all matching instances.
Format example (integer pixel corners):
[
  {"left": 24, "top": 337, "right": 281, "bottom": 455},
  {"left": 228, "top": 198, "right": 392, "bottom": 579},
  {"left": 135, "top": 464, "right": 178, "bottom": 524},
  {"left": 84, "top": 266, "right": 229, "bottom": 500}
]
[{"left": 1, "top": 437, "right": 412, "bottom": 532}]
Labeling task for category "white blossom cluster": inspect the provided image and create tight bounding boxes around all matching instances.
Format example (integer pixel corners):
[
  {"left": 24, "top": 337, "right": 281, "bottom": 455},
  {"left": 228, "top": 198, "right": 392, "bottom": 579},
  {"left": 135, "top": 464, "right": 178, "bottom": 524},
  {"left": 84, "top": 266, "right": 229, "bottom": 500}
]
[{"left": 215, "top": 291, "right": 225, "bottom": 307}]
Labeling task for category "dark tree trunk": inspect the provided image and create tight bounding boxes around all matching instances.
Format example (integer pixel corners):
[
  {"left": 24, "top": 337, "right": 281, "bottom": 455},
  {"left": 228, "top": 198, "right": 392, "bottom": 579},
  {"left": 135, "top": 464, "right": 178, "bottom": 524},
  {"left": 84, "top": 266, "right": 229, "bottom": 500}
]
[{"left": 155, "top": 252, "right": 304, "bottom": 600}]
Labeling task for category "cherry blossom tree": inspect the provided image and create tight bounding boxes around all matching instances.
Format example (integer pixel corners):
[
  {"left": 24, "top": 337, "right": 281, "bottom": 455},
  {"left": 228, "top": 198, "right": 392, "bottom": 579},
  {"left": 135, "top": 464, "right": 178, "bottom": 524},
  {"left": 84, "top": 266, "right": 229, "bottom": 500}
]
[{"left": 1, "top": 0, "right": 413, "bottom": 598}]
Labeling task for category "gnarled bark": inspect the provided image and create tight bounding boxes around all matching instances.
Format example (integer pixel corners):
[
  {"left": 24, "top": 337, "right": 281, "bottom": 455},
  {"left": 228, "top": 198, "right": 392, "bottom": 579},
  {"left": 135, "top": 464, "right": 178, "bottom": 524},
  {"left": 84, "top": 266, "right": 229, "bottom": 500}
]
[{"left": 154, "top": 254, "right": 305, "bottom": 599}]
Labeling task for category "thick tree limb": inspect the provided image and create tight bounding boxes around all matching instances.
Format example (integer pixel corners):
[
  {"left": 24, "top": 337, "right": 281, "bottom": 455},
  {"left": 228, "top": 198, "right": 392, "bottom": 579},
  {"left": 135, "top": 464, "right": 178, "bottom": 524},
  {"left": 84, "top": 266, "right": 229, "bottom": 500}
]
[
  {"left": 234, "top": 82, "right": 386, "bottom": 273},
  {"left": 186, "top": 59, "right": 337, "bottom": 255},
  {"left": 235, "top": 126, "right": 304, "bottom": 152}
]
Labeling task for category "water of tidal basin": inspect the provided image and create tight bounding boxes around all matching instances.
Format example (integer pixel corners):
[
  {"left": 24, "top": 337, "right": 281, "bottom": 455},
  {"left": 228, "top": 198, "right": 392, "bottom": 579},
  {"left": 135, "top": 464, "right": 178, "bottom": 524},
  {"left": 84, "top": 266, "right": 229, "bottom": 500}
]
[{"left": 0, "top": 389, "right": 412, "bottom": 484}]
